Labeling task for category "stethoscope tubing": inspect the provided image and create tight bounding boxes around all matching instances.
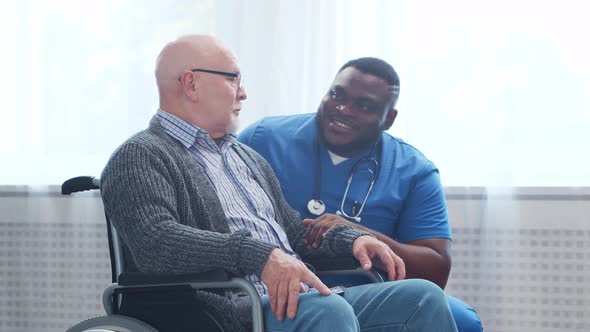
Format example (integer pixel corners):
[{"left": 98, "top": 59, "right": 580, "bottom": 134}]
[
  {"left": 338, "top": 158, "right": 379, "bottom": 220},
  {"left": 310, "top": 137, "right": 380, "bottom": 221}
]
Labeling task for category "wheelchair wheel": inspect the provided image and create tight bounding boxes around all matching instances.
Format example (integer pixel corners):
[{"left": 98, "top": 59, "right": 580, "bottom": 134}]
[{"left": 66, "top": 314, "right": 158, "bottom": 332}]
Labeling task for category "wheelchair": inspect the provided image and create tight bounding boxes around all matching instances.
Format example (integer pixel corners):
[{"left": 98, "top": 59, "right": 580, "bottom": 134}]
[{"left": 62, "top": 176, "right": 383, "bottom": 332}]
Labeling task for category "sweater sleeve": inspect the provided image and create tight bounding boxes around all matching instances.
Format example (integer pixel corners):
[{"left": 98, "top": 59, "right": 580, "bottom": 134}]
[{"left": 100, "top": 139, "right": 278, "bottom": 277}]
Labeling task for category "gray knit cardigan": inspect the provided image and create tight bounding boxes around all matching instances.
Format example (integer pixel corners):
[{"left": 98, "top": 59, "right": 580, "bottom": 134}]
[{"left": 100, "top": 116, "right": 368, "bottom": 330}]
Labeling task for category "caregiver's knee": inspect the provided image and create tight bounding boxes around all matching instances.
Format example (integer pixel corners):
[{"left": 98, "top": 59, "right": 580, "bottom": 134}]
[
  {"left": 388, "top": 279, "right": 448, "bottom": 304},
  {"left": 448, "top": 295, "right": 483, "bottom": 332}
]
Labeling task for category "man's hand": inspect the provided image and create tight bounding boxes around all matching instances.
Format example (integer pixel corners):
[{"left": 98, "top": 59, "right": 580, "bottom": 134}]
[
  {"left": 260, "top": 249, "right": 331, "bottom": 321},
  {"left": 303, "top": 213, "right": 355, "bottom": 248},
  {"left": 352, "top": 235, "right": 406, "bottom": 281}
]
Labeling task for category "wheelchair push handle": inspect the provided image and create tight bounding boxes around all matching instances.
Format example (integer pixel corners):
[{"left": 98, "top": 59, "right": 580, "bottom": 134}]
[{"left": 61, "top": 176, "right": 100, "bottom": 194}]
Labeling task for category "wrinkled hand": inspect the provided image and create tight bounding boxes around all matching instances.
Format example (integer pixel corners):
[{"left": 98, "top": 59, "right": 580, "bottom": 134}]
[
  {"left": 260, "top": 249, "right": 331, "bottom": 321},
  {"left": 303, "top": 213, "right": 355, "bottom": 248},
  {"left": 352, "top": 235, "right": 406, "bottom": 281}
]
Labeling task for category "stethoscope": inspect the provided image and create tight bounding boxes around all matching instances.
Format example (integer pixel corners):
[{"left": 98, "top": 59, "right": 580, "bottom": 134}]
[{"left": 306, "top": 138, "right": 380, "bottom": 222}]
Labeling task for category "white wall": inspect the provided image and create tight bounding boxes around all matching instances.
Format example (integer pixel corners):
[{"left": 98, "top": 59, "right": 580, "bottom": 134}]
[{"left": 1, "top": 186, "right": 589, "bottom": 331}]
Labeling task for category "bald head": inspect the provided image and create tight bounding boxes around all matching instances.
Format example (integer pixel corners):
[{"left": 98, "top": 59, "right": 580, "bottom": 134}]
[
  {"left": 156, "top": 35, "right": 226, "bottom": 82},
  {"left": 155, "top": 35, "right": 231, "bottom": 98}
]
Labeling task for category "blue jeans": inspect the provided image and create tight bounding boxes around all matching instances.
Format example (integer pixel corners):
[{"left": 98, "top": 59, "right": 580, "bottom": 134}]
[
  {"left": 261, "top": 279, "right": 458, "bottom": 332},
  {"left": 320, "top": 275, "right": 482, "bottom": 332},
  {"left": 447, "top": 295, "right": 482, "bottom": 332}
]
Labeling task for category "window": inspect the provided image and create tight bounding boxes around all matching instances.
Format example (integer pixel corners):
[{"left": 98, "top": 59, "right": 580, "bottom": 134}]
[{"left": 1, "top": 0, "right": 213, "bottom": 185}]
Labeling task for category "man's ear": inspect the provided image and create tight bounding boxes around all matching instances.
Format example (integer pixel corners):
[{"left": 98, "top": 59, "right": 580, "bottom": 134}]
[
  {"left": 179, "top": 72, "right": 198, "bottom": 100},
  {"left": 382, "top": 108, "right": 398, "bottom": 130}
]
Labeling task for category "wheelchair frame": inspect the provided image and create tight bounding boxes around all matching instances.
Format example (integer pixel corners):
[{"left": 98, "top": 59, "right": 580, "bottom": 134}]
[{"left": 62, "top": 176, "right": 383, "bottom": 332}]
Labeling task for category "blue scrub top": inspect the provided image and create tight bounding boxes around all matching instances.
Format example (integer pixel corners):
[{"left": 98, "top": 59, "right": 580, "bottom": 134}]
[{"left": 238, "top": 113, "right": 451, "bottom": 242}]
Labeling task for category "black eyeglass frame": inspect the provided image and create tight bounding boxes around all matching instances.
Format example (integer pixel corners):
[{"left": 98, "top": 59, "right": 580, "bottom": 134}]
[
  {"left": 180, "top": 68, "right": 242, "bottom": 89},
  {"left": 190, "top": 68, "right": 239, "bottom": 78}
]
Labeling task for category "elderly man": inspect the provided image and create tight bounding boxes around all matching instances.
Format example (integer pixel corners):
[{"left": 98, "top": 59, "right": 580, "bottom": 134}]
[
  {"left": 238, "top": 57, "right": 482, "bottom": 332},
  {"left": 101, "top": 35, "right": 458, "bottom": 331}
]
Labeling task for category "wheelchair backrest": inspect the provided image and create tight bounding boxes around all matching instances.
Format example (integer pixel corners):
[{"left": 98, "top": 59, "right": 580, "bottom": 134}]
[{"left": 62, "top": 176, "right": 126, "bottom": 283}]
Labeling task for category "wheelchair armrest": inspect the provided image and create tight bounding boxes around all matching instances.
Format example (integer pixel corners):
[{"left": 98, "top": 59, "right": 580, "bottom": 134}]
[
  {"left": 104, "top": 270, "right": 264, "bottom": 332},
  {"left": 307, "top": 256, "right": 360, "bottom": 271},
  {"left": 306, "top": 256, "right": 384, "bottom": 284},
  {"left": 117, "top": 270, "right": 231, "bottom": 286}
]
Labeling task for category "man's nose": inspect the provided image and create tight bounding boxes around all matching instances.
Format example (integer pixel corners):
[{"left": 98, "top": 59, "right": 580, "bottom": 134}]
[
  {"left": 237, "top": 86, "right": 247, "bottom": 101},
  {"left": 335, "top": 104, "right": 352, "bottom": 113}
]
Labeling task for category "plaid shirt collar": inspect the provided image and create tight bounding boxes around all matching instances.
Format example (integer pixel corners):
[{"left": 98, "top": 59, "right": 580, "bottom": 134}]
[{"left": 156, "top": 109, "right": 237, "bottom": 151}]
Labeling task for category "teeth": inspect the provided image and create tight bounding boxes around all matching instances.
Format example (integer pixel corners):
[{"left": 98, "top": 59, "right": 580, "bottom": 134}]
[{"left": 333, "top": 120, "right": 352, "bottom": 129}]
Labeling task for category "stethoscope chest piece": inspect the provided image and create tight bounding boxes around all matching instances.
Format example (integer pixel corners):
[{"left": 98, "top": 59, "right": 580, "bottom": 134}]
[{"left": 307, "top": 199, "right": 326, "bottom": 216}]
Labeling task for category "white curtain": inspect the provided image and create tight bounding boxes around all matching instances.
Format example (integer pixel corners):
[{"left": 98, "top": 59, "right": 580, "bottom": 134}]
[
  {"left": 3, "top": 0, "right": 588, "bottom": 186},
  {"left": 215, "top": 0, "right": 590, "bottom": 187},
  {"left": 0, "top": 0, "right": 214, "bottom": 185}
]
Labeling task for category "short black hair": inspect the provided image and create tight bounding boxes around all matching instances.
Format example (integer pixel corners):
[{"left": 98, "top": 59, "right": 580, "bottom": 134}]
[{"left": 339, "top": 57, "right": 400, "bottom": 106}]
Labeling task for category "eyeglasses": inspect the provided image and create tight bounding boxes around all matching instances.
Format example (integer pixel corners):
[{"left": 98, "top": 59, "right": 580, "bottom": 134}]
[{"left": 186, "top": 68, "right": 243, "bottom": 90}]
